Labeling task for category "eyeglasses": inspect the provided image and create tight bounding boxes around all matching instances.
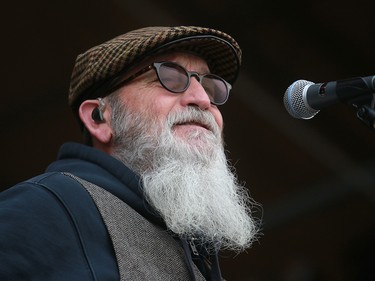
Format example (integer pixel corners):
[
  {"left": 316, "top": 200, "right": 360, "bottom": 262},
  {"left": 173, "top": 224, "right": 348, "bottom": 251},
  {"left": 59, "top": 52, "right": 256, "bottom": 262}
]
[{"left": 112, "top": 61, "right": 232, "bottom": 105}]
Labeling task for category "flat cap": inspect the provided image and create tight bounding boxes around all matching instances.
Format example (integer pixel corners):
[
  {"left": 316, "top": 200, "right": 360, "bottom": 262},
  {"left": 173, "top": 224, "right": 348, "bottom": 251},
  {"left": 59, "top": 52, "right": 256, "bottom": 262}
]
[{"left": 69, "top": 26, "right": 242, "bottom": 111}]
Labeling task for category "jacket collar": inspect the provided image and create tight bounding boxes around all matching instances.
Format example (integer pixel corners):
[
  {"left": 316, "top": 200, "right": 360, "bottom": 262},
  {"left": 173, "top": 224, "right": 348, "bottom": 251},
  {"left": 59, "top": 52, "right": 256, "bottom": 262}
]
[{"left": 46, "top": 142, "right": 165, "bottom": 227}]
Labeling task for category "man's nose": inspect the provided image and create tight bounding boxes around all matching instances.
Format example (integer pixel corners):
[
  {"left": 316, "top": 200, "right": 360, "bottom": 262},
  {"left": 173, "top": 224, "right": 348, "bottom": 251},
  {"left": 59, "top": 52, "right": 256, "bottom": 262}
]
[{"left": 179, "top": 77, "right": 211, "bottom": 110}]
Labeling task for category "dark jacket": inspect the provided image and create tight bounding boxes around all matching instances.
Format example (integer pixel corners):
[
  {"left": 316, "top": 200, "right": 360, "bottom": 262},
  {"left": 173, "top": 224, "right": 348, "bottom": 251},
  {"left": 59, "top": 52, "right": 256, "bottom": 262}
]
[{"left": 0, "top": 142, "right": 223, "bottom": 280}]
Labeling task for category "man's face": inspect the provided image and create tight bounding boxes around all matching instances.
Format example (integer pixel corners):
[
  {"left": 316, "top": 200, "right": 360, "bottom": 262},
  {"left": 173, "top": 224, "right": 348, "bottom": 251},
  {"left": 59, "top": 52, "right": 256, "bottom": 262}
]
[
  {"left": 113, "top": 52, "right": 224, "bottom": 143},
  {"left": 107, "top": 53, "right": 257, "bottom": 251}
]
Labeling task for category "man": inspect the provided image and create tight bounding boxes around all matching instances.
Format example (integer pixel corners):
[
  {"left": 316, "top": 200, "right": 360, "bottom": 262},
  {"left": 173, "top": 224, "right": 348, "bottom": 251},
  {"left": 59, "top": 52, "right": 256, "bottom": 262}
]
[{"left": 0, "top": 26, "right": 258, "bottom": 281}]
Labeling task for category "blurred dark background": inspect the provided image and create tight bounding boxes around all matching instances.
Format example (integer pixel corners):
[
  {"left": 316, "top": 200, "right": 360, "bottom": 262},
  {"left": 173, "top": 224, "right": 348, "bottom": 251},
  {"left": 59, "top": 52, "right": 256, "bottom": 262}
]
[{"left": 1, "top": 1, "right": 374, "bottom": 280}]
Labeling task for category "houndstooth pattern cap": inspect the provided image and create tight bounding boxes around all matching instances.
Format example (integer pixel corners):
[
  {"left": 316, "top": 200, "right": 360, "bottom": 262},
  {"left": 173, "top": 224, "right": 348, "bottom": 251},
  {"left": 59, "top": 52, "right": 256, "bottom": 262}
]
[{"left": 69, "top": 26, "right": 242, "bottom": 111}]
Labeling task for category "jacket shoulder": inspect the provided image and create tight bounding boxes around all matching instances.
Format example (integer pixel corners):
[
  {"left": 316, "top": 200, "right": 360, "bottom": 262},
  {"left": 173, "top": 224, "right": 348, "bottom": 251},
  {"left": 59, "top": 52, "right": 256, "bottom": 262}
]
[{"left": 0, "top": 172, "right": 118, "bottom": 281}]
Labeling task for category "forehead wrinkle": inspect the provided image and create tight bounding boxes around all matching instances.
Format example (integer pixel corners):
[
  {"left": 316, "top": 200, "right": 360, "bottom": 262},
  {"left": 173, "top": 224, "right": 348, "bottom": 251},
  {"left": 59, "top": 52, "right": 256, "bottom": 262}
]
[
  {"left": 146, "top": 52, "right": 210, "bottom": 74},
  {"left": 166, "top": 52, "right": 210, "bottom": 74}
]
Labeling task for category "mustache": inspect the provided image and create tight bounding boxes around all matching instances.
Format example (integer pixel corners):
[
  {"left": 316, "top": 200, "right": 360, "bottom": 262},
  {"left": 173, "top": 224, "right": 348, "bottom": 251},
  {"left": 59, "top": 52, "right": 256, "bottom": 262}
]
[{"left": 166, "top": 107, "right": 221, "bottom": 136}]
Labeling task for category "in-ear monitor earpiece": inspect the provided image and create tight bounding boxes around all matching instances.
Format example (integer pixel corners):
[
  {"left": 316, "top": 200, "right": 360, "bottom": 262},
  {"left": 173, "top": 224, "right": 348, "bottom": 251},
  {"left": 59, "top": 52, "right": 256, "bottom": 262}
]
[{"left": 92, "top": 98, "right": 106, "bottom": 122}]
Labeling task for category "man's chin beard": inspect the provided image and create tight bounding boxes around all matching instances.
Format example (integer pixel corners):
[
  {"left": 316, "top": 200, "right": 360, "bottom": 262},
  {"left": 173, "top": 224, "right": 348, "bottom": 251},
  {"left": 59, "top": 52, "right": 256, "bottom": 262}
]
[
  {"left": 110, "top": 106, "right": 258, "bottom": 252},
  {"left": 140, "top": 135, "right": 257, "bottom": 252}
]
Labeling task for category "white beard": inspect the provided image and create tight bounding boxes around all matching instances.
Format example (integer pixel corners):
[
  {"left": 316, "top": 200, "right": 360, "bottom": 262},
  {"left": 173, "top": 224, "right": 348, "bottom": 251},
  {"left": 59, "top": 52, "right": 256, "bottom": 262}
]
[{"left": 109, "top": 99, "right": 258, "bottom": 252}]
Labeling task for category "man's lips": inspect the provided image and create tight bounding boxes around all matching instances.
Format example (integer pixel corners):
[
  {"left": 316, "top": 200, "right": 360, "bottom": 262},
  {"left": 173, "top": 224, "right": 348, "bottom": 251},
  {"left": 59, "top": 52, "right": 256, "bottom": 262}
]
[{"left": 173, "top": 121, "right": 211, "bottom": 131}]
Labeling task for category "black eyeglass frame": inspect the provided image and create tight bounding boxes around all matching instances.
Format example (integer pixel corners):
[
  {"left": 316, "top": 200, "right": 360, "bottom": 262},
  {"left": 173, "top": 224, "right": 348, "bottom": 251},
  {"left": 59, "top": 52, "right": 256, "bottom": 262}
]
[{"left": 107, "top": 61, "right": 232, "bottom": 106}]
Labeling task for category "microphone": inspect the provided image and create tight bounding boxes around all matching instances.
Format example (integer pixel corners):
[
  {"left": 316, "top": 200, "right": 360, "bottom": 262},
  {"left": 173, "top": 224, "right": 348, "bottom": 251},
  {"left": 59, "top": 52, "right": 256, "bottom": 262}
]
[{"left": 283, "top": 75, "right": 375, "bottom": 119}]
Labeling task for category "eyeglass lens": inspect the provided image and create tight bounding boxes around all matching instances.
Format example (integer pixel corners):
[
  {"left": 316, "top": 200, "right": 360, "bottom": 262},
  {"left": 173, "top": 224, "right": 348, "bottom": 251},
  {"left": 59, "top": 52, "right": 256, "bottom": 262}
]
[{"left": 155, "top": 62, "right": 230, "bottom": 105}]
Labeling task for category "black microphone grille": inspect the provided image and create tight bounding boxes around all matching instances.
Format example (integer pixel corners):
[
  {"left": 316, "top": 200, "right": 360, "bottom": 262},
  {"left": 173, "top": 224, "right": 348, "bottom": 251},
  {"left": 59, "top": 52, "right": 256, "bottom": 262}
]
[{"left": 283, "top": 79, "right": 319, "bottom": 119}]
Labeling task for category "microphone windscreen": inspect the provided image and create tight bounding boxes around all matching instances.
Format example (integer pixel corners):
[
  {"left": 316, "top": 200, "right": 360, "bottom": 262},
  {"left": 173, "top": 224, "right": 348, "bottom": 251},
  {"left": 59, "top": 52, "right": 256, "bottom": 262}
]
[{"left": 283, "top": 79, "right": 318, "bottom": 119}]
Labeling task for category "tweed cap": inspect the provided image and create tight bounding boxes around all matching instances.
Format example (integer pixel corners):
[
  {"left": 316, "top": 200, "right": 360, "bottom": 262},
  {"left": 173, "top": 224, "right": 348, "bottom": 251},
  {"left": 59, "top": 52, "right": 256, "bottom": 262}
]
[{"left": 69, "top": 26, "right": 242, "bottom": 111}]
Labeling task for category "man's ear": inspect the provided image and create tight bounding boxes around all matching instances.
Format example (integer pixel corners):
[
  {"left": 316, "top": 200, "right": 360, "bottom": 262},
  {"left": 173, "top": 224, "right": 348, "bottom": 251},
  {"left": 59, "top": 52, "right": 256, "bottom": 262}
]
[{"left": 79, "top": 99, "right": 112, "bottom": 144}]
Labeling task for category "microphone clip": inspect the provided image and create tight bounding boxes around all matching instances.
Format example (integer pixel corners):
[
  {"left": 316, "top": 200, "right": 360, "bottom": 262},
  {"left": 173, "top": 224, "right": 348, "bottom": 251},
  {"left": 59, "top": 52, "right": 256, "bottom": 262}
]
[{"left": 356, "top": 94, "right": 375, "bottom": 130}]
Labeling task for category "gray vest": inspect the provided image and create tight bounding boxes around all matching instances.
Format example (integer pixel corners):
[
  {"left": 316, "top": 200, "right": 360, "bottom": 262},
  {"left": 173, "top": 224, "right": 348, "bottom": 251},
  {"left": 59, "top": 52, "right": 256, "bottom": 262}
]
[{"left": 65, "top": 173, "right": 206, "bottom": 281}]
